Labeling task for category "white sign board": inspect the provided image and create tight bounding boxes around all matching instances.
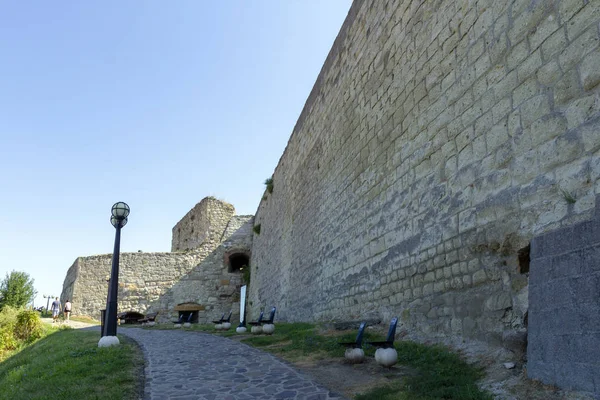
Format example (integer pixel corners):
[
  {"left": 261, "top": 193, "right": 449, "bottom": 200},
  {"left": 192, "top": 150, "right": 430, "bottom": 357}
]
[{"left": 240, "top": 285, "right": 247, "bottom": 323}]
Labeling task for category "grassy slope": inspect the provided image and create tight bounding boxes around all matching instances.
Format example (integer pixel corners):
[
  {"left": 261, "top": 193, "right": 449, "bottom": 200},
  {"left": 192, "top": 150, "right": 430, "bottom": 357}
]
[{"left": 0, "top": 330, "right": 143, "bottom": 400}]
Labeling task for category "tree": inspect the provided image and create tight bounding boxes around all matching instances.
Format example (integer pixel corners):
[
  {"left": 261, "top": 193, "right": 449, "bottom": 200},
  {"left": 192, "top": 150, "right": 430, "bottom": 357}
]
[{"left": 0, "top": 271, "right": 37, "bottom": 310}]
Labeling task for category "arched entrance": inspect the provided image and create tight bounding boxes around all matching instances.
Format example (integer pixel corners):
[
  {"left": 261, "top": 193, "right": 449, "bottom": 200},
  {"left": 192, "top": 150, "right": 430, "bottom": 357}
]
[{"left": 226, "top": 252, "right": 250, "bottom": 273}]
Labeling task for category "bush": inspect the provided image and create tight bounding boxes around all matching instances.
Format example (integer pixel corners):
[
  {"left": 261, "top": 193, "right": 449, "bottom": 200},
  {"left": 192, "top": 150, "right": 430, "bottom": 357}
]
[
  {"left": 264, "top": 178, "right": 274, "bottom": 194},
  {"left": 14, "top": 310, "right": 43, "bottom": 342},
  {"left": 0, "top": 306, "right": 20, "bottom": 354},
  {"left": 0, "top": 323, "right": 17, "bottom": 352},
  {"left": 0, "top": 305, "right": 19, "bottom": 328}
]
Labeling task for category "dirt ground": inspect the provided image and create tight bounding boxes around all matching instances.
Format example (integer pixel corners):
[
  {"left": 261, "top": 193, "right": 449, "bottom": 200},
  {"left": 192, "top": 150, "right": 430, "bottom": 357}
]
[
  {"left": 294, "top": 356, "right": 413, "bottom": 398},
  {"left": 288, "top": 336, "right": 596, "bottom": 400}
]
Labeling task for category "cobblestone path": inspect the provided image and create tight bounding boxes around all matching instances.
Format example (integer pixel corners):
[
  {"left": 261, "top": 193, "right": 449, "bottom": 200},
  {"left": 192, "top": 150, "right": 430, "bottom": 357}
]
[{"left": 120, "top": 328, "right": 346, "bottom": 400}]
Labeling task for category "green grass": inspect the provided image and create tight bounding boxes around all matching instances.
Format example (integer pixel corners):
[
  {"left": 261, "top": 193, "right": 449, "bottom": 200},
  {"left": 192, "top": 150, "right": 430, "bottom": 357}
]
[
  {"left": 0, "top": 329, "right": 143, "bottom": 400},
  {"left": 356, "top": 341, "right": 493, "bottom": 400},
  {"left": 240, "top": 322, "right": 384, "bottom": 359}
]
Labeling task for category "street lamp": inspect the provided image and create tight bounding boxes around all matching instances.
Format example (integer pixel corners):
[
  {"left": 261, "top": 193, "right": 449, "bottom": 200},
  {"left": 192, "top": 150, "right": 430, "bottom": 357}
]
[
  {"left": 99, "top": 201, "right": 130, "bottom": 348},
  {"left": 43, "top": 294, "right": 54, "bottom": 314}
]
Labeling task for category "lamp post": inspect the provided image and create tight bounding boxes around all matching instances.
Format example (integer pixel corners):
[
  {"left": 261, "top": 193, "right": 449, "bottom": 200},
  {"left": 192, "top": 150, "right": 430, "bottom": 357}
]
[
  {"left": 99, "top": 201, "right": 130, "bottom": 347},
  {"left": 43, "top": 294, "right": 54, "bottom": 314}
]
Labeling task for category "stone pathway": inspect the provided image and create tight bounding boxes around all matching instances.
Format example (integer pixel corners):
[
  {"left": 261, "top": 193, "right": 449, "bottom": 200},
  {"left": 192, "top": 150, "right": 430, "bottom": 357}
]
[{"left": 119, "top": 328, "right": 346, "bottom": 400}]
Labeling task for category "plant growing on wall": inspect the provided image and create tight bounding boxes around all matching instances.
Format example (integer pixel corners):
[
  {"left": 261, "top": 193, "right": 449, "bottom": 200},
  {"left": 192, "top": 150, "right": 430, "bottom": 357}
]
[
  {"left": 559, "top": 187, "right": 577, "bottom": 204},
  {"left": 264, "top": 177, "right": 274, "bottom": 194},
  {"left": 241, "top": 265, "right": 250, "bottom": 284},
  {"left": 253, "top": 224, "right": 261, "bottom": 235}
]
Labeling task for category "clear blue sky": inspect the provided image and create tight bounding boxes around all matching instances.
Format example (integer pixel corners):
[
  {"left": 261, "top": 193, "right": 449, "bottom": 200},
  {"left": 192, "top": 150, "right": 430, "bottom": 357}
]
[{"left": 0, "top": 1, "right": 352, "bottom": 308}]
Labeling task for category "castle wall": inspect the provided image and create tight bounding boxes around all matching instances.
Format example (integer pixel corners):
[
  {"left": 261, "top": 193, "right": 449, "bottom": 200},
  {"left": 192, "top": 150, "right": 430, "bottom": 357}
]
[
  {"left": 172, "top": 197, "right": 235, "bottom": 252},
  {"left": 61, "top": 198, "right": 253, "bottom": 323},
  {"left": 65, "top": 251, "right": 205, "bottom": 320},
  {"left": 249, "top": 0, "right": 600, "bottom": 345},
  {"left": 528, "top": 196, "right": 600, "bottom": 395},
  {"left": 60, "top": 258, "right": 79, "bottom": 306}
]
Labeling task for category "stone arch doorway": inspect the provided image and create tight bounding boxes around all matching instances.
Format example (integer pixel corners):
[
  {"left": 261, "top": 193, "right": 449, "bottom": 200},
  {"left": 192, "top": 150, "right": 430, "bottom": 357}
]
[{"left": 226, "top": 251, "right": 250, "bottom": 273}]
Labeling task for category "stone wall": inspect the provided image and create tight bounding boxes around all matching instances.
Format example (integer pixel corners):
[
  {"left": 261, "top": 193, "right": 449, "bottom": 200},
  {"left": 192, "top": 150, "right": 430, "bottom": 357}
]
[
  {"left": 60, "top": 258, "right": 79, "bottom": 306},
  {"left": 528, "top": 195, "right": 600, "bottom": 395},
  {"left": 61, "top": 198, "right": 253, "bottom": 323},
  {"left": 249, "top": 0, "right": 600, "bottom": 347},
  {"left": 63, "top": 251, "right": 202, "bottom": 320},
  {"left": 171, "top": 197, "right": 235, "bottom": 252}
]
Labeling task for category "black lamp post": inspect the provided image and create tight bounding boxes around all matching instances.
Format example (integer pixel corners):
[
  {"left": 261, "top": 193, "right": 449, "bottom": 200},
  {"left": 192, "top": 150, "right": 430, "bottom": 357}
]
[{"left": 103, "top": 201, "right": 130, "bottom": 338}]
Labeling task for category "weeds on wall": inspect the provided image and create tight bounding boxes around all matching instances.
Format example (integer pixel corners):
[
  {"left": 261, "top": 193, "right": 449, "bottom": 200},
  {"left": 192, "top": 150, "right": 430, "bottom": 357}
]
[
  {"left": 264, "top": 177, "right": 274, "bottom": 194},
  {"left": 242, "top": 265, "right": 250, "bottom": 284},
  {"left": 559, "top": 187, "right": 577, "bottom": 204},
  {"left": 253, "top": 224, "right": 261, "bottom": 235}
]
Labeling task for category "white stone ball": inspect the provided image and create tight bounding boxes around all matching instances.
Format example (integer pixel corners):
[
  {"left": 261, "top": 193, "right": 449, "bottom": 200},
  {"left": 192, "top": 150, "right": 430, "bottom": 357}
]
[
  {"left": 236, "top": 326, "right": 247, "bottom": 334},
  {"left": 215, "top": 324, "right": 222, "bottom": 330},
  {"left": 183, "top": 322, "right": 191, "bottom": 328},
  {"left": 98, "top": 336, "right": 120, "bottom": 348},
  {"left": 222, "top": 322, "right": 231, "bottom": 330},
  {"left": 375, "top": 348, "right": 398, "bottom": 367},
  {"left": 251, "top": 325, "right": 263, "bottom": 334},
  {"left": 262, "top": 323, "right": 275, "bottom": 335},
  {"left": 344, "top": 348, "right": 365, "bottom": 363}
]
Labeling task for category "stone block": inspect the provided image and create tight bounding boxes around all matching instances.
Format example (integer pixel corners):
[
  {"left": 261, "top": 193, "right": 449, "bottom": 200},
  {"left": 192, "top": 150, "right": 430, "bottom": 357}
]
[
  {"left": 572, "top": 219, "right": 600, "bottom": 248},
  {"left": 516, "top": 52, "right": 541, "bottom": 85},
  {"left": 484, "top": 292, "right": 512, "bottom": 311},
  {"left": 566, "top": 1, "right": 600, "bottom": 40},
  {"left": 472, "top": 269, "right": 487, "bottom": 285},
  {"left": 564, "top": 95, "right": 600, "bottom": 130},
  {"left": 462, "top": 274, "right": 472, "bottom": 286},
  {"left": 558, "top": 0, "right": 585, "bottom": 22},
  {"left": 541, "top": 28, "right": 568, "bottom": 62},
  {"left": 532, "top": 115, "right": 568, "bottom": 147},
  {"left": 527, "top": 360, "right": 556, "bottom": 385},
  {"left": 554, "top": 70, "right": 581, "bottom": 106},
  {"left": 554, "top": 362, "right": 596, "bottom": 393},
  {"left": 537, "top": 60, "right": 562, "bottom": 86},
  {"left": 521, "top": 95, "right": 551, "bottom": 127},
  {"left": 553, "top": 307, "right": 584, "bottom": 335},
  {"left": 529, "top": 258, "right": 551, "bottom": 286},
  {"left": 513, "top": 77, "right": 539, "bottom": 106},
  {"left": 553, "top": 250, "right": 585, "bottom": 280},
  {"left": 559, "top": 25, "right": 599, "bottom": 72},
  {"left": 582, "top": 246, "right": 600, "bottom": 274},
  {"left": 581, "top": 48, "right": 600, "bottom": 90},
  {"left": 508, "top": 3, "right": 549, "bottom": 46}
]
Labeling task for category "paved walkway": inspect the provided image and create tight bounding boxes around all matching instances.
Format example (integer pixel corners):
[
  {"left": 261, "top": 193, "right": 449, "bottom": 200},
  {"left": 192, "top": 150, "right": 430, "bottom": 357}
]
[{"left": 119, "top": 328, "right": 346, "bottom": 400}]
